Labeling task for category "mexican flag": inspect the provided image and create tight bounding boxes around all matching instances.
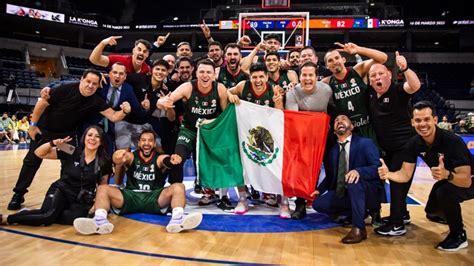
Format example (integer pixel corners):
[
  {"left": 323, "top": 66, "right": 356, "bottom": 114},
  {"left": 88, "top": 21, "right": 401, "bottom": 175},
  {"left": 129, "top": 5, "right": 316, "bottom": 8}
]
[{"left": 197, "top": 101, "right": 329, "bottom": 200}]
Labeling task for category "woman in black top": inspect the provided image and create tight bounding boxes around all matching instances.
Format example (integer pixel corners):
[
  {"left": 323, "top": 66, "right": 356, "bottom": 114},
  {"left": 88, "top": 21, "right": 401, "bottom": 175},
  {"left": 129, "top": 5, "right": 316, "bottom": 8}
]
[{"left": 1, "top": 125, "right": 112, "bottom": 226}]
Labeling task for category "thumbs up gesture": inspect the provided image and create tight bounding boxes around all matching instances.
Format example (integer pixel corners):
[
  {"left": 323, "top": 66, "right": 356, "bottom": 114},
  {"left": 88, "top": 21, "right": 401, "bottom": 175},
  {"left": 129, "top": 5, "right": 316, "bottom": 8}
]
[
  {"left": 378, "top": 158, "right": 390, "bottom": 180},
  {"left": 395, "top": 51, "right": 408, "bottom": 71},
  {"left": 430, "top": 155, "right": 449, "bottom": 180},
  {"left": 272, "top": 85, "right": 283, "bottom": 104},
  {"left": 141, "top": 93, "right": 150, "bottom": 110}
]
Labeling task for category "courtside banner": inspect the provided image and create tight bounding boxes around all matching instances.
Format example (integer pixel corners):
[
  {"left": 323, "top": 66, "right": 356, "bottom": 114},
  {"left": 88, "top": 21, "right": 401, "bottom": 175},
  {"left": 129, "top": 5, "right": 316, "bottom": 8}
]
[{"left": 6, "top": 3, "right": 65, "bottom": 23}]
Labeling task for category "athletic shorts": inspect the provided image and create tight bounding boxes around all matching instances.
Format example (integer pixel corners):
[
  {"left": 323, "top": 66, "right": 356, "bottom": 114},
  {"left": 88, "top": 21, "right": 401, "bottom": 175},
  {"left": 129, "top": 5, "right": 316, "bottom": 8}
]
[
  {"left": 119, "top": 188, "right": 166, "bottom": 215},
  {"left": 176, "top": 126, "right": 196, "bottom": 154}
]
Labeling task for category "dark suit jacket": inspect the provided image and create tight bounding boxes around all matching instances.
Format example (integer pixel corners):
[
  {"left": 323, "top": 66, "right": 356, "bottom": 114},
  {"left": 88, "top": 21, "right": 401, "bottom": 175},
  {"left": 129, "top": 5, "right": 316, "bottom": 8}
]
[
  {"left": 91, "top": 79, "right": 147, "bottom": 130},
  {"left": 318, "top": 134, "right": 383, "bottom": 195}
]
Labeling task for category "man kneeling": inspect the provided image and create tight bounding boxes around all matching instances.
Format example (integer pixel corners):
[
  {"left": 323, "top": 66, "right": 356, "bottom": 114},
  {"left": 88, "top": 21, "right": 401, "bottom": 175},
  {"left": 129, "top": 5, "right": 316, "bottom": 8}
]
[{"left": 74, "top": 129, "right": 202, "bottom": 234}]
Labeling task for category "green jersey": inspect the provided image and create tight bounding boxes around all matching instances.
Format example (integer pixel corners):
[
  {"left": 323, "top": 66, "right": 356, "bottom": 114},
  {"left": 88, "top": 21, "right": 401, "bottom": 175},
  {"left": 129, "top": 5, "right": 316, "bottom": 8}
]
[
  {"left": 217, "top": 67, "right": 248, "bottom": 88},
  {"left": 125, "top": 151, "right": 164, "bottom": 192},
  {"left": 241, "top": 80, "right": 274, "bottom": 107},
  {"left": 183, "top": 80, "right": 222, "bottom": 131},
  {"left": 329, "top": 67, "right": 376, "bottom": 139},
  {"left": 268, "top": 70, "right": 292, "bottom": 91}
]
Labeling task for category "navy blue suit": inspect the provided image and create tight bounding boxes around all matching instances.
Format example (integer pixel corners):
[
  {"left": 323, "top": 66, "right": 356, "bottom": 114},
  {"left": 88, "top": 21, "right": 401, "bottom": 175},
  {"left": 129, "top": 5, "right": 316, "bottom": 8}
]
[
  {"left": 313, "top": 134, "right": 384, "bottom": 229},
  {"left": 91, "top": 80, "right": 146, "bottom": 154}
]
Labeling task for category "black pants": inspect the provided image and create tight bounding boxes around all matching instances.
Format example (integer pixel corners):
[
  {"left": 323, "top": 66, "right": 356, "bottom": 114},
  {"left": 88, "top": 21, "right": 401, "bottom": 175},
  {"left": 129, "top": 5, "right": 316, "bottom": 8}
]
[
  {"left": 383, "top": 149, "right": 415, "bottom": 226},
  {"left": 425, "top": 179, "right": 474, "bottom": 233},
  {"left": 12, "top": 130, "right": 76, "bottom": 195},
  {"left": 8, "top": 183, "right": 90, "bottom": 226}
]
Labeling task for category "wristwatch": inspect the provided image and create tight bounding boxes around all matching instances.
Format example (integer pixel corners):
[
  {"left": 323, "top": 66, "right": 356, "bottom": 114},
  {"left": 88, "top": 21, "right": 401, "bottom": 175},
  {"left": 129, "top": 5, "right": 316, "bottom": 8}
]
[{"left": 447, "top": 171, "right": 454, "bottom": 181}]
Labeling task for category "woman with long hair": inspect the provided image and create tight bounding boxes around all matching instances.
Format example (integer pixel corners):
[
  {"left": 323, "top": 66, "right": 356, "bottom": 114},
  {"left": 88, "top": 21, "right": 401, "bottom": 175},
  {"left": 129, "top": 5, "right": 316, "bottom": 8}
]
[{"left": 1, "top": 125, "right": 112, "bottom": 226}]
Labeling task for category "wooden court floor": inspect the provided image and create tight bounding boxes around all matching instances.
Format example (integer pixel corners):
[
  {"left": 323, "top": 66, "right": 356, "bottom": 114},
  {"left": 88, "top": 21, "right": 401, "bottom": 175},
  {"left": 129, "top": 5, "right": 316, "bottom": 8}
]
[{"left": 1, "top": 148, "right": 473, "bottom": 265}]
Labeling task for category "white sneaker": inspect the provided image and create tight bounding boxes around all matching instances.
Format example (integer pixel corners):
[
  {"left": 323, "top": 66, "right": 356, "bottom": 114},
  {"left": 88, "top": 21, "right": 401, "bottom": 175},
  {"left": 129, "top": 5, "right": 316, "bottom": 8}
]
[
  {"left": 279, "top": 204, "right": 291, "bottom": 219},
  {"left": 74, "top": 217, "right": 114, "bottom": 235},
  {"left": 234, "top": 200, "right": 249, "bottom": 215},
  {"left": 166, "top": 212, "right": 203, "bottom": 233}
]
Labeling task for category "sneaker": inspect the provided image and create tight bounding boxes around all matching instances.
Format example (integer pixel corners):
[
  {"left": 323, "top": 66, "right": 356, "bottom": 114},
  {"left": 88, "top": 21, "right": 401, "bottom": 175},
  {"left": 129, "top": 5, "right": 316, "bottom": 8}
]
[
  {"left": 74, "top": 217, "right": 114, "bottom": 235},
  {"left": 374, "top": 223, "right": 406, "bottom": 236},
  {"left": 279, "top": 204, "right": 291, "bottom": 219},
  {"left": 263, "top": 193, "right": 279, "bottom": 207},
  {"left": 234, "top": 200, "right": 249, "bottom": 215},
  {"left": 365, "top": 210, "right": 383, "bottom": 228},
  {"left": 7, "top": 193, "right": 25, "bottom": 210},
  {"left": 437, "top": 230, "right": 468, "bottom": 252},
  {"left": 216, "top": 196, "right": 234, "bottom": 213},
  {"left": 194, "top": 183, "right": 203, "bottom": 194},
  {"left": 198, "top": 194, "right": 218, "bottom": 206},
  {"left": 166, "top": 212, "right": 203, "bottom": 233},
  {"left": 250, "top": 186, "right": 260, "bottom": 200},
  {"left": 381, "top": 212, "right": 411, "bottom": 225}
]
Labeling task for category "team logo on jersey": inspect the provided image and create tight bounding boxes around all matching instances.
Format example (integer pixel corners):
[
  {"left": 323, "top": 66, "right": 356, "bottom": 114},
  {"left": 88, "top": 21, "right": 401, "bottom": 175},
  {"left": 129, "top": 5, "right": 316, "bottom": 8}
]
[
  {"left": 74, "top": 162, "right": 80, "bottom": 167},
  {"left": 150, "top": 164, "right": 155, "bottom": 173},
  {"left": 420, "top": 152, "right": 426, "bottom": 157},
  {"left": 383, "top": 98, "right": 390, "bottom": 103},
  {"left": 202, "top": 101, "right": 208, "bottom": 107},
  {"left": 264, "top": 100, "right": 270, "bottom": 106},
  {"left": 242, "top": 126, "right": 279, "bottom": 166},
  {"left": 211, "top": 99, "right": 217, "bottom": 107},
  {"left": 143, "top": 166, "right": 149, "bottom": 172},
  {"left": 195, "top": 96, "right": 199, "bottom": 105},
  {"left": 350, "top": 78, "right": 356, "bottom": 85}
]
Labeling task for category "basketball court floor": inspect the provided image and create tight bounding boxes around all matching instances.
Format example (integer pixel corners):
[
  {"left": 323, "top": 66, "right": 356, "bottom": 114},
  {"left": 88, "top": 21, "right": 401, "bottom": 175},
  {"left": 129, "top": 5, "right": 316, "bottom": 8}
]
[{"left": 0, "top": 144, "right": 472, "bottom": 264}]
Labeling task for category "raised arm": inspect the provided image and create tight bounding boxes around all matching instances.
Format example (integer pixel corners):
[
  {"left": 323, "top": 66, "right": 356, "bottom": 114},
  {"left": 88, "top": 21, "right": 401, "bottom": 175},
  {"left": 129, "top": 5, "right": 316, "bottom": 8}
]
[
  {"left": 241, "top": 42, "right": 265, "bottom": 74},
  {"left": 200, "top": 20, "right": 215, "bottom": 44},
  {"left": 34, "top": 136, "right": 73, "bottom": 160},
  {"left": 89, "top": 36, "right": 122, "bottom": 67},
  {"left": 395, "top": 51, "right": 421, "bottom": 94},
  {"left": 334, "top": 42, "right": 388, "bottom": 77}
]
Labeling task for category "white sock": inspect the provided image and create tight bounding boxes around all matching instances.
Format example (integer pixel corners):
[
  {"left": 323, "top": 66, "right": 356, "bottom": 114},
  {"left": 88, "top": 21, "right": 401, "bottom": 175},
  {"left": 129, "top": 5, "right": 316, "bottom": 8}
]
[
  {"left": 219, "top": 188, "right": 228, "bottom": 198},
  {"left": 281, "top": 196, "right": 289, "bottom": 205},
  {"left": 94, "top": 209, "right": 108, "bottom": 219},
  {"left": 239, "top": 191, "right": 247, "bottom": 201},
  {"left": 172, "top": 207, "right": 184, "bottom": 219}
]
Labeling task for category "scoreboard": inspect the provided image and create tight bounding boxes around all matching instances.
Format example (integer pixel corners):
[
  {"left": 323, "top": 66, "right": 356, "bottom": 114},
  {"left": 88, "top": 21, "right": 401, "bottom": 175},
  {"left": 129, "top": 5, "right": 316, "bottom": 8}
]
[
  {"left": 221, "top": 18, "right": 381, "bottom": 30},
  {"left": 242, "top": 19, "right": 304, "bottom": 29}
]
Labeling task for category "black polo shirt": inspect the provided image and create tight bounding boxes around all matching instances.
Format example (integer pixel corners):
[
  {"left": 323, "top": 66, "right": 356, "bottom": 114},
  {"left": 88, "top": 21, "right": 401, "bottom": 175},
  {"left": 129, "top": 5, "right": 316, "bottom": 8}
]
[
  {"left": 370, "top": 82, "right": 415, "bottom": 152},
  {"left": 403, "top": 127, "right": 472, "bottom": 174},
  {"left": 40, "top": 82, "right": 109, "bottom": 134},
  {"left": 56, "top": 149, "right": 112, "bottom": 193}
]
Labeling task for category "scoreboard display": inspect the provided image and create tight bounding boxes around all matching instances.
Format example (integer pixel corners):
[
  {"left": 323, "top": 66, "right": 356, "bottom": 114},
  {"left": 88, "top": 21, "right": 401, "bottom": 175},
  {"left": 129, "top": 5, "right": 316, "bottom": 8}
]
[
  {"left": 221, "top": 18, "right": 381, "bottom": 30},
  {"left": 242, "top": 19, "right": 303, "bottom": 29}
]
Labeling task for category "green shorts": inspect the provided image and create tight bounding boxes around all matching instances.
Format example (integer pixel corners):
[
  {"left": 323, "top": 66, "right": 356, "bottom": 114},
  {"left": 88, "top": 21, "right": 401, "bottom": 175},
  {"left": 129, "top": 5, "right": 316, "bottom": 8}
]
[
  {"left": 119, "top": 188, "right": 166, "bottom": 215},
  {"left": 176, "top": 126, "right": 197, "bottom": 153}
]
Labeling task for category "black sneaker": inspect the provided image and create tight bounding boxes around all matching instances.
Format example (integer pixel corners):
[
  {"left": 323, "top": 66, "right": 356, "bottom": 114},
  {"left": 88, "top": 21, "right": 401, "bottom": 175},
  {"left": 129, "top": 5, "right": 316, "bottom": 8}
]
[
  {"left": 374, "top": 223, "right": 406, "bottom": 236},
  {"left": 216, "top": 196, "right": 234, "bottom": 213},
  {"left": 250, "top": 186, "right": 260, "bottom": 200},
  {"left": 194, "top": 183, "right": 203, "bottom": 194},
  {"left": 381, "top": 212, "right": 411, "bottom": 225},
  {"left": 426, "top": 213, "right": 448, "bottom": 225},
  {"left": 7, "top": 193, "right": 25, "bottom": 210},
  {"left": 437, "top": 230, "right": 468, "bottom": 252}
]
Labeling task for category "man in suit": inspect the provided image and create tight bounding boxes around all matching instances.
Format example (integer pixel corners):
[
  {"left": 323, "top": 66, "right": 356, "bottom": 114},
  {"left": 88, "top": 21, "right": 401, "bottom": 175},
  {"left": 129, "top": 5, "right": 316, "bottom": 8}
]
[
  {"left": 96, "top": 62, "right": 147, "bottom": 155},
  {"left": 312, "top": 112, "right": 384, "bottom": 244}
]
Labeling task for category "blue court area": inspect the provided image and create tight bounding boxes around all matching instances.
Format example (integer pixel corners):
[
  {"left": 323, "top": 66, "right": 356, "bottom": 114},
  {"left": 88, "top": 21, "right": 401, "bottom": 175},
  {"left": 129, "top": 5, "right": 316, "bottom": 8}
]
[{"left": 3, "top": 143, "right": 421, "bottom": 233}]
